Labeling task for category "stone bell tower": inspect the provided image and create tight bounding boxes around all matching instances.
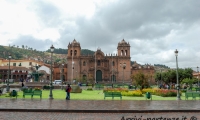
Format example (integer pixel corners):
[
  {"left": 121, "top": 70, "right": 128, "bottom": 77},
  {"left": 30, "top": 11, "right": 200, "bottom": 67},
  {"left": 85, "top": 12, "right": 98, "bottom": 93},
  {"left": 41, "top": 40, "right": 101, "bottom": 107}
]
[
  {"left": 67, "top": 39, "right": 81, "bottom": 83},
  {"left": 117, "top": 39, "right": 131, "bottom": 83}
]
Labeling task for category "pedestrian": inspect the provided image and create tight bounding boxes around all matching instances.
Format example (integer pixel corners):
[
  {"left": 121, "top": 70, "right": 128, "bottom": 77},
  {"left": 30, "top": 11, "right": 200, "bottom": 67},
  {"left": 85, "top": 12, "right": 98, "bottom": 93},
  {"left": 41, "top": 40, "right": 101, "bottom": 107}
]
[
  {"left": 22, "top": 82, "right": 24, "bottom": 87},
  {"left": 66, "top": 84, "right": 72, "bottom": 100}
]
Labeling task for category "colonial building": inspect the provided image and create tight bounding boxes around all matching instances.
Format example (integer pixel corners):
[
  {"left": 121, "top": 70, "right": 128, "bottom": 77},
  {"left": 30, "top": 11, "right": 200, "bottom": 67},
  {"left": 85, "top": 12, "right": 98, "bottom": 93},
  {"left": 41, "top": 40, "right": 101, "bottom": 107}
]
[
  {"left": 131, "top": 61, "right": 155, "bottom": 84},
  {"left": 67, "top": 39, "right": 131, "bottom": 84},
  {"left": 0, "top": 58, "right": 50, "bottom": 82},
  {"left": 52, "top": 63, "right": 67, "bottom": 82}
]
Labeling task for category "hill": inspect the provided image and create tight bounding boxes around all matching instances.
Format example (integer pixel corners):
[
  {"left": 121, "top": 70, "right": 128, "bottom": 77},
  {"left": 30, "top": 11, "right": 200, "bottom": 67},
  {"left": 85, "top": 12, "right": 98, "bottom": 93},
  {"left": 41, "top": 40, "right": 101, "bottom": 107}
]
[{"left": 0, "top": 45, "right": 94, "bottom": 64}]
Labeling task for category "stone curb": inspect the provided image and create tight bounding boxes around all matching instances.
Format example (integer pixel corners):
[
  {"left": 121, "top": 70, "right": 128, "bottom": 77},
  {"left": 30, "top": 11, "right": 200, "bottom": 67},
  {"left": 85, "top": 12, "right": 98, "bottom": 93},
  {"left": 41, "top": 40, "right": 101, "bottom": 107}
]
[{"left": 0, "top": 109, "right": 200, "bottom": 113}]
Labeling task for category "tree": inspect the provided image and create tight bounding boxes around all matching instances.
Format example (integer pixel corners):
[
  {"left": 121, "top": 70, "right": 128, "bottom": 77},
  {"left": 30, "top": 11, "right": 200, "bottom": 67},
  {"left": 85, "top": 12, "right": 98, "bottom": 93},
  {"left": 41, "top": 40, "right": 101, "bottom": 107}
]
[
  {"left": 154, "top": 68, "right": 193, "bottom": 84},
  {"left": 131, "top": 71, "right": 149, "bottom": 89}
]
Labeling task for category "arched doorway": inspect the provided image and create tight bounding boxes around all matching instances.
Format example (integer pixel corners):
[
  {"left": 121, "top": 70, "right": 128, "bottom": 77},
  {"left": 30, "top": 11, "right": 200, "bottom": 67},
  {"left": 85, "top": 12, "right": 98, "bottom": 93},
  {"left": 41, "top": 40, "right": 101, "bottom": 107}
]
[
  {"left": 82, "top": 75, "right": 87, "bottom": 83},
  {"left": 111, "top": 75, "right": 116, "bottom": 83},
  {"left": 96, "top": 70, "right": 102, "bottom": 82}
]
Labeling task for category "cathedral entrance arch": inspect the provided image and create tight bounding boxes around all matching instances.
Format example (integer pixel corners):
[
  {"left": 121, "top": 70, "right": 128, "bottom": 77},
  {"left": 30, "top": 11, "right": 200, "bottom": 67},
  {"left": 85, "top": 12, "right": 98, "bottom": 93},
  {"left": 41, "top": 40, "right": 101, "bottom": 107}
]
[
  {"left": 96, "top": 70, "right": 102, "bottom": 82},
  {"left": 111, "top": 75, "right": 116, "bottom": 82},
  {"left": 82, "top": 75, "right": 87, "bottom": 83}
]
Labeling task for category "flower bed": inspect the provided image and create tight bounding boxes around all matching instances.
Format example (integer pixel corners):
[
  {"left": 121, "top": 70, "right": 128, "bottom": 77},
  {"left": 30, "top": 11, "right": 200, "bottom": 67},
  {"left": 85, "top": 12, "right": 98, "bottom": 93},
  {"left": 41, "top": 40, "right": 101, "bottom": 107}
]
[
  {"left": 142, "top": 88, "right": 180, "bottom": 97},
  {"left": 121, "top": 90, "right": 143, "bottom": 97},
  {"left": 154, "top": 89, "right": 179, "bottom": 97},
  {"left": 103, "top": 88, "right": 128, "bottom": 93},
  {"left": 103, "top": 88, "right": 142, "bottom": 97},
  {"left": 142, "top": 88, "right": 155, "bottom": 94}
]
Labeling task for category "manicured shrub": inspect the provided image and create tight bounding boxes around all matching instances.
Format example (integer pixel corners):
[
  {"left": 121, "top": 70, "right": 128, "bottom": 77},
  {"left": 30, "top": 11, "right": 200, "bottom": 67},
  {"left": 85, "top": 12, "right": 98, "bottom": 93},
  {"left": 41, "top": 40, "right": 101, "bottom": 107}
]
[
  {"left": 103, "top": 88, "right": 128, "bottom": 93},
  {"left": 142, "top": 88, "right": 155, "bottom": 94},
  {"left": 87, "top": 87, "right": 93, "bottom": 91},
  {"left": 154, "top": 89, "right": 180, "bottom": 97},
  {"left": 121, "top": 90, "right": 143, "bottom": 97}
]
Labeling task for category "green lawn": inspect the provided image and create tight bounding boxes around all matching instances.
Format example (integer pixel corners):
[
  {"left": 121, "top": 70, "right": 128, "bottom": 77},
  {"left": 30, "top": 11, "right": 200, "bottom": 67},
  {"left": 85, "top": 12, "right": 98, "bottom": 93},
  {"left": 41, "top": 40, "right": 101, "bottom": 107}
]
[{"left": 0, "top": 89, "right": 189, "bottom": 100}]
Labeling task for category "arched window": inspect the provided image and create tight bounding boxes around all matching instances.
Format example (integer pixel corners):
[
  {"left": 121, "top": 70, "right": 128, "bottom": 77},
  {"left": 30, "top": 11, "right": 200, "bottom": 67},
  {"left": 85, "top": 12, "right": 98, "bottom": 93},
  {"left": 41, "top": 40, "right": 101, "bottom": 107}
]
[
  {"left": 83, "top": 61, "right": 86, "bottom": 66},
  {"left": 112, "top": 61, "right": 115, "bottom": 66},
  {"left": 97, "top": 60, "right": 101, "bottom": 66},
  {"left": 70, "top": 50, "right": 73, "bottom": 56},
  {"left": 121, "top": 50, "right": 123, "bottom": 56},
  {"left": 125, "top": 50, "right": 127, "bottom": 56},
  {"left": 74, "top": 50, "right": 77, "bottom": 56}
]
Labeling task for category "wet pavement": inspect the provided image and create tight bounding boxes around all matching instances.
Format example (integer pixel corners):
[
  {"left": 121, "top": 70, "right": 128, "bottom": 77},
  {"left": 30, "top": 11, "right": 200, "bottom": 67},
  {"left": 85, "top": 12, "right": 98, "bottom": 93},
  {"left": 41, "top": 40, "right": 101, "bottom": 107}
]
[
  {"left": 0, "top": 99, "right": 200, "bottom": 112},
  {"left": 0, "top": 99, "right": 200, "bottom": 120}
]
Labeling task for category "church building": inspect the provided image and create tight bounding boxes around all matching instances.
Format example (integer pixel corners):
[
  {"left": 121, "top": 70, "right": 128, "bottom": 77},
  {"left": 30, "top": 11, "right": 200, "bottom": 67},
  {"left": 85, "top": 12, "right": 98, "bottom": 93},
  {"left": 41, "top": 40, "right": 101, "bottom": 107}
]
[{"left": 67, "top": 39, "right": 131, "bottom": 84}]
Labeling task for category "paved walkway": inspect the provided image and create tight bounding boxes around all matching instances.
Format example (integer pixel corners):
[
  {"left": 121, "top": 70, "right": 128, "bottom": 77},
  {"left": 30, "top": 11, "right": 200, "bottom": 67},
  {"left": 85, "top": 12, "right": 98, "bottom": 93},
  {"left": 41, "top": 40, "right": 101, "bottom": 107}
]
[
  {"left": 0, "top": 99, "right": 200, "bottom": 119},
  {"left": 0, "top": 98, "right": 200, "bottom": 112}
]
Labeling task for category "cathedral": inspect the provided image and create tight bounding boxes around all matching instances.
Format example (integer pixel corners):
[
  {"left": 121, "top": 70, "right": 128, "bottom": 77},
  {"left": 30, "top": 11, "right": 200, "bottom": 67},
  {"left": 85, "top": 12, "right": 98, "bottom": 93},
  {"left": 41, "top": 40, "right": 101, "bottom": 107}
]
[{"left": 67, "top": 39, "right": 131, "bottom": 83}]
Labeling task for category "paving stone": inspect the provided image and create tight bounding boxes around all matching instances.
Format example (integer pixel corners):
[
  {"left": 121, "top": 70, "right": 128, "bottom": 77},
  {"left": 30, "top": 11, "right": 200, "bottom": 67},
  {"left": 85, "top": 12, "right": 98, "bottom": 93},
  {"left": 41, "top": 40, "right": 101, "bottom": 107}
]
[{"left": 0, "top": 99, "right": 200, "bottom": 119}]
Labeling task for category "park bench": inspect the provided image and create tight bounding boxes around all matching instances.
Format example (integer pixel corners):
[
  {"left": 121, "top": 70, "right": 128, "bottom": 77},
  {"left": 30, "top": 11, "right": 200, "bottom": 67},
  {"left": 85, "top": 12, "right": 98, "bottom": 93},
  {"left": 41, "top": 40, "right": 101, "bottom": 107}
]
[
  {"left": 32, "top": 90, "right": 42, "bottom": 99},
  {"left": 195, "top": 88, "right": 200, "bottom": 92},
  {"left": 10, "top": 90, "right": 17, "bottom": 99},
  {"left": 104, "top": 92, "right": 122, "bottom": 100},
  {"left": 23, "top": 88, "right": 34, "bottom": 98},
  {"left": 185, "top": 92, "right": 200, "bottom": 100},
  {"left": 23, "top": 88, "right": 42, "bottom": 98}
]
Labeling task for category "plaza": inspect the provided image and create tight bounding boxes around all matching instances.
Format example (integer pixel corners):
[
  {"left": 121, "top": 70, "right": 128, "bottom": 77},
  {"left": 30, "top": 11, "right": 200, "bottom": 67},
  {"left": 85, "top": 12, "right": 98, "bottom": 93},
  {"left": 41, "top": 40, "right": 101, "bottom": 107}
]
[{"left": 0, "top": 99, "right": 200, "bottom": 119}]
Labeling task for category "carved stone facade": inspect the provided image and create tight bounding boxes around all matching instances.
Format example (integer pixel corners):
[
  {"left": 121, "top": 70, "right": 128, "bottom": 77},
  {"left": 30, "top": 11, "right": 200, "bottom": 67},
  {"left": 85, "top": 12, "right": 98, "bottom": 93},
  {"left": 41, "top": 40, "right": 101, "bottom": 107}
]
[{"left": 67, "top": 39, "right": 131, "bottom": 83}]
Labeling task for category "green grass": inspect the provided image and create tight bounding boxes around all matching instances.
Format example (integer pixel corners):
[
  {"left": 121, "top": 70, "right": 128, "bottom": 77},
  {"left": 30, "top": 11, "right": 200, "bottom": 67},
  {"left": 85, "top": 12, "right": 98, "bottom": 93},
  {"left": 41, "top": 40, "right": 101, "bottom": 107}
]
[{"left": 0, "top": 89, "right": 189, "bottom": 100}]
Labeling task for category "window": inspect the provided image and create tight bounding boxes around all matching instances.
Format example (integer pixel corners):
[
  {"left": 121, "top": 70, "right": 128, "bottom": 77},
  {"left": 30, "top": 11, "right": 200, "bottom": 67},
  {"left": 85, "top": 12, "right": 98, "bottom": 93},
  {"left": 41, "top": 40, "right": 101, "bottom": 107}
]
[
  {"left": 121, "top": 50, "right": 123, "bottom": 56},
  {"left": 13, "top": 63, "right": 16, "bottom": 66},
  {"left": 70, "top": 50, "right": 73, "bottom": 56},
  {"left": 29, "top": 62, "right": 32, "bottom": 66},
  {"left": 97, "top": 60, "right": 100, "bottom": 66},
  {"left": 125, "top": 50, "right": 127, "bottom": 56},
  {"left": 74, "top": 50, "right": 77, "bottom": 56},
  {"left": 83, "top": 61, "right": 86, "bottom": 66},
  {"left": 112, "top": 61, "right": 115, "bottom": 66}
]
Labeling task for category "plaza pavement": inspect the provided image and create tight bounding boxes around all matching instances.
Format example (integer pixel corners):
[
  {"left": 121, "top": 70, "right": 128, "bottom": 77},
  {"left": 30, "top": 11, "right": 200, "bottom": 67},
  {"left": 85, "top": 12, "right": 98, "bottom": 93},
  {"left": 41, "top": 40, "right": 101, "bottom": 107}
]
[
  {"left": 1, "top": 88, "right": 200, "bottom": 119},
  {"left": 0, "top": 98, "right": 200, "bottom": 120}
]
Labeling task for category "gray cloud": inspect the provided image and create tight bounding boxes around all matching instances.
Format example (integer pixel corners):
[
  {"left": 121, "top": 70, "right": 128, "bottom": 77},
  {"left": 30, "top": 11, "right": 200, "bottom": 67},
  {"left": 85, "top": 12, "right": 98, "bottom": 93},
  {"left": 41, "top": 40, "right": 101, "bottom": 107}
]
[
  {"left": 30, "top": 0, "right": 62, "bottom": 27},
  {"left": 11, "top": 35, "right": 52, "bottom": 51},
  {"left": 4, "top": 0, "right": 200, "bottom": 68}
]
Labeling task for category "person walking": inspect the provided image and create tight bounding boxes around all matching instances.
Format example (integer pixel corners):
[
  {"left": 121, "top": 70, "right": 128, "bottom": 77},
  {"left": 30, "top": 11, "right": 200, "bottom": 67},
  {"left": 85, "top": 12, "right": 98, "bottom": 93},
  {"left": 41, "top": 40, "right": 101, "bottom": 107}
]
[{"left": 66, "top": 84, "right": 72, "bottom": 100}]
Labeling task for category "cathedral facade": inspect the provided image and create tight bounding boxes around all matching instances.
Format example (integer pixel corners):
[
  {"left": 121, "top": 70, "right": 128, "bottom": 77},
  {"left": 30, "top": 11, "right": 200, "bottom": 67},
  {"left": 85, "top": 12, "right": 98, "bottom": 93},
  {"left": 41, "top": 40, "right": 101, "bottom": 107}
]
[{"left": 67, "top": 39, "right": 131, "bottom": 83}]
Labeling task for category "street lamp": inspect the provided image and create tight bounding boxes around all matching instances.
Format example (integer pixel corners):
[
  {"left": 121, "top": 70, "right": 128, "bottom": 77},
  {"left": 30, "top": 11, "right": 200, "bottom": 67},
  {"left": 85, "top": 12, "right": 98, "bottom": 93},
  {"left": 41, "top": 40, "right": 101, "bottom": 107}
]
[
  {"left": 6, "top": 54, "right": 11, "bottom": 92},
  {"left": 197, "top": 66, "right": 199, "bottom": 88},
  {"left": 60, "top": 64, "right": 64, "bottom": 90},
  {"left": 120, "top": 62, "right": 126, "bottom": 84},
  {"left": 49, "top": 45, "right": 54, "bottom": 99},
  {"left": 72, "top": 61, "right": 74, "bottom": 84},
  {"left": 175, "top": 49, "right": 181, "bottom": 100}
]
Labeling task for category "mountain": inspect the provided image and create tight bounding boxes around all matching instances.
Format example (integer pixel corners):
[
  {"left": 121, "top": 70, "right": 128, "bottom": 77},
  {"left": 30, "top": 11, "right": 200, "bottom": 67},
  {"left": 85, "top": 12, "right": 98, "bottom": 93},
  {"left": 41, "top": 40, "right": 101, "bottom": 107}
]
[{"left": 0, "top": 45, "right": 94, "bottom": 64}]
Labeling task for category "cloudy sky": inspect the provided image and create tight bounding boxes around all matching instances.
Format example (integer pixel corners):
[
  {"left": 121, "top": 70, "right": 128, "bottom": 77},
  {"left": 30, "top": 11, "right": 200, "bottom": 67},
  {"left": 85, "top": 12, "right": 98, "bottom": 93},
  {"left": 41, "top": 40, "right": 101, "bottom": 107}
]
[{"left": 0, "top": 0, "right": 200, "bottom": 69}]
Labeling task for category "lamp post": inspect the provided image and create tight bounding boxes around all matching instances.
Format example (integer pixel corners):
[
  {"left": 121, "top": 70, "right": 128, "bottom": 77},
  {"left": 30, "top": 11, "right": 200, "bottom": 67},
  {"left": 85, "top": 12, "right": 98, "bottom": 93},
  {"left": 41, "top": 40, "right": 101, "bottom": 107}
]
[
  {"left": 159, "top": 69, "right": 162, "bottom": 88},
  {"left": 72, "top": 61, "right": 74, "bottom": 84},
  {"left": 197, "top": 66, "right": 199, "bottom": 88},
  {"left": 6, "top": 54, "right": 11, "bottom": 92},
  {"left": 120, "top": 62, "right": 126, "bottom": 84},
  {"left": 49, "top": 45, "right": 54, "bottom": 99},
  {"left": 60, "top": 64, "right": 64, "bottom": 90},
  {"left": 175, "top": 49, "right": 181, "bottom": 100}
]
